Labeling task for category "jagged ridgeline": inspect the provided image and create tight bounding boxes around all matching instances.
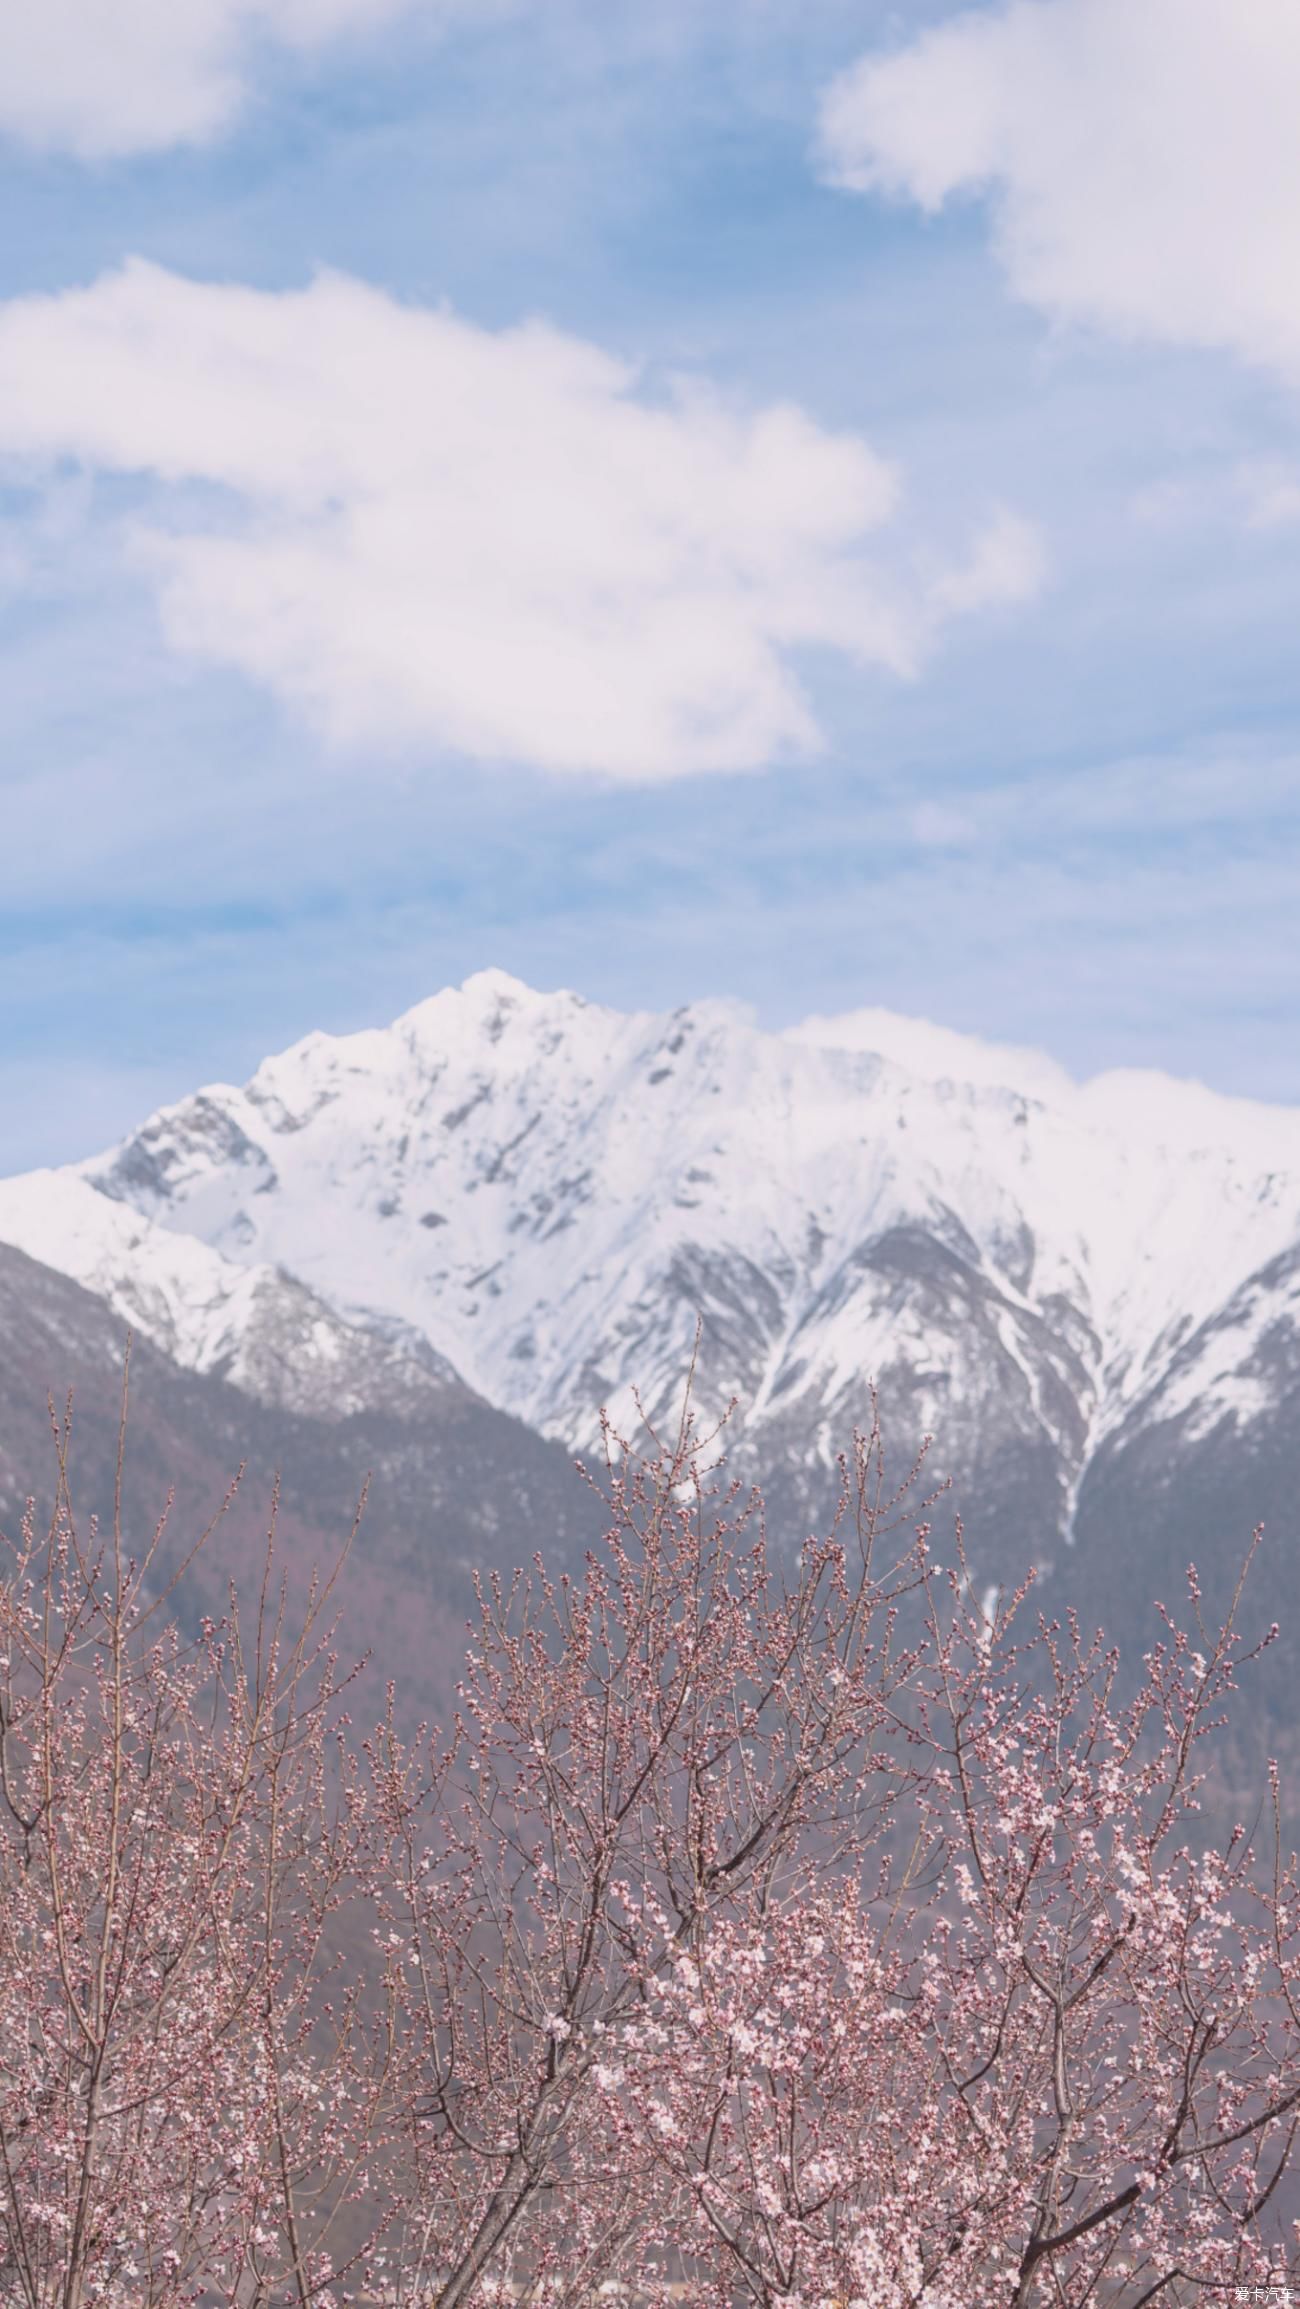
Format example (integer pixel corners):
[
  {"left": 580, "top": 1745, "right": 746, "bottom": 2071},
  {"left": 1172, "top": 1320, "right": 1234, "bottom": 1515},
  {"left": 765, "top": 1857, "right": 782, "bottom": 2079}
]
[{"left": 1, "top": 970, "right": 1298, "bottom": 1748}]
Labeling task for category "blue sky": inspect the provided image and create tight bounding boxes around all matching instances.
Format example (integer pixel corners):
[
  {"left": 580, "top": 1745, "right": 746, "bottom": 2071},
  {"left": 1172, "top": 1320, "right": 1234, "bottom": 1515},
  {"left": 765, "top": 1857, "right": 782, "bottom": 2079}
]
[{"left": 3, "top": 0, "right": 1300, "bottom": 1166}]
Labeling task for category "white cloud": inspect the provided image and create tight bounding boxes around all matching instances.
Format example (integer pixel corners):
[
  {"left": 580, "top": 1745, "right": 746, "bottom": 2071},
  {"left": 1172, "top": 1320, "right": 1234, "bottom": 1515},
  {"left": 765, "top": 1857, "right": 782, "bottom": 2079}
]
[
  {"left": 928, "top": 504, "right": 1043, "bottom": 615},
  {"left": 0, "top": 0, "right": 466, "bottom": 160},
  {"left": 0, "top": 262, "right": 1041, "bottom": 782},
  {"left": 819, "top": 0, "right": 1300, "bottom": 388}
]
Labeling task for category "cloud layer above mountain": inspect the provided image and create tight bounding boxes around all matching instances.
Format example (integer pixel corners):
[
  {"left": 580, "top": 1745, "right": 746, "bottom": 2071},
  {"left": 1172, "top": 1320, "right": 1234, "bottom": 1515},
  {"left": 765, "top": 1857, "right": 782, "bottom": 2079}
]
[
  {"left": 0, "top": 0, "right": 477, "bottom": 159},
  {"left": 820, "top": 0, "right": 1300, "bottom": 388},
  {"left": 0, "top": 262, "right": 1042, "bottom": 781}
]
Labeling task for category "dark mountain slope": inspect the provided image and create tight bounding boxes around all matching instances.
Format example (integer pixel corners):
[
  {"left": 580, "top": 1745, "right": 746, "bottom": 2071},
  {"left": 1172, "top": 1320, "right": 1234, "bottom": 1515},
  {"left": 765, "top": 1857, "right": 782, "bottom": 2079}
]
[{"left": 0, "top": 1242, "right": 603, "bottom": 1716}]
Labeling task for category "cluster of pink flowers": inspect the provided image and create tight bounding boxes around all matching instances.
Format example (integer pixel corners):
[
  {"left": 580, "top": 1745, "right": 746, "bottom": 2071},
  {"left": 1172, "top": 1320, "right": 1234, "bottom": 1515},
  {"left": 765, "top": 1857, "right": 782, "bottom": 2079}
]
[{"left": 2, "top": 1391, "right": 1298, "bottom": 2304}]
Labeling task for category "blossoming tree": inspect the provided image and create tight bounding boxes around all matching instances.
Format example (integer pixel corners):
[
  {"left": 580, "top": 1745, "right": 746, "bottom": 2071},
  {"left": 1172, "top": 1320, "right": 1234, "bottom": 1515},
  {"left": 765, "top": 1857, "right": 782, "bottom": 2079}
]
[
  {"left": 371, "top": 1402, "right": 936, "bottom": 2306},
  {"left": 2, "top": 1374, "right": 1298, "bottom": 2306},
  {"left": 375, "top": 1405, "right": 1300, "bottom": 2305},
  {"left": 597, "top": 1558, "right": 1300, "bottom": 2306},
  {"left": 0, "top": 1396, "right": 396, "bottom": 2308}
]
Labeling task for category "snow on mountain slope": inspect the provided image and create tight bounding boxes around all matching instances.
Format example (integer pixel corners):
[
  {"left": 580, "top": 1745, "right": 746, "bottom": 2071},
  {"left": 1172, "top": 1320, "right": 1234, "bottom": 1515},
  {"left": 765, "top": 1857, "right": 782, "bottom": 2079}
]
[
  {"left": 785, "top": 1005, "right": 1300, "bottom": 1413},
  {"left": 73, "top": 973, "right": 1106, "bottom": 1437},
  {"left": 10, "top": 978, "right": 1300, "bottom": 1760},
  {"left": 0, "top": 1168, "right": 462, "bottom": 1421},
  {"left": 8, "top": 967, "right": 1287, "bottom": 1569},
  {"left": 2, "top": 967, "right": 1300, "bottom": 1582}
]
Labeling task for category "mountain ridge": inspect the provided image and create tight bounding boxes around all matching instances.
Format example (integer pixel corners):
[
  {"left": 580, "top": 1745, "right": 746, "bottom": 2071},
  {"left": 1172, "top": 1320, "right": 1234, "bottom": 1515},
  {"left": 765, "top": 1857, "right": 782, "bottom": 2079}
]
[
  {"left": 0, "top": 969, "right": 1297, "bottom": 1621},
  {"left": 0, "top": 1232, "right": 603, "bottom": 1721}
]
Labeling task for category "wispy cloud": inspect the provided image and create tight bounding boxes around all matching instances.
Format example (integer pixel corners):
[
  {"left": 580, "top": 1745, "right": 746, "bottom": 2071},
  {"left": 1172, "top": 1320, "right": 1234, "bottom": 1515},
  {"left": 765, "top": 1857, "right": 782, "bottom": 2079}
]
[
  {"left": 819, "top": 0, "right": 1300, "bottom": 389},
  {"left": 0, "top": 261, "right": 1041, "bottom": 782},
  {"left": 0, "top": 0, "right": 497, "bottom": 160},
  {"left": 8, "top": 729, "right": 1300, "bottom": 1171}
]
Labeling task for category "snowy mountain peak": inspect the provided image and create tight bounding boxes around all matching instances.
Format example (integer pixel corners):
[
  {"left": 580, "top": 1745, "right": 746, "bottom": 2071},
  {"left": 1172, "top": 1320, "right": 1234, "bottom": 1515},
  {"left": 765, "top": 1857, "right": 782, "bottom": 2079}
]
[{"left": 3, "top": 972, "right": 1300, "bottom": 1580}]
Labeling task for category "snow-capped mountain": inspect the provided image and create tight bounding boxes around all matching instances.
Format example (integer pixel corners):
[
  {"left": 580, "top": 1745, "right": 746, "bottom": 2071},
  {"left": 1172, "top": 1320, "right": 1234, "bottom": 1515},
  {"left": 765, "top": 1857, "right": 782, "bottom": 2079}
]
[
  {"left": 0, "top": 968, "right": 1295, "bottom": 1615},
  {"left": 0, "top": 1168, "right": 462, "bottom": 1421}
]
